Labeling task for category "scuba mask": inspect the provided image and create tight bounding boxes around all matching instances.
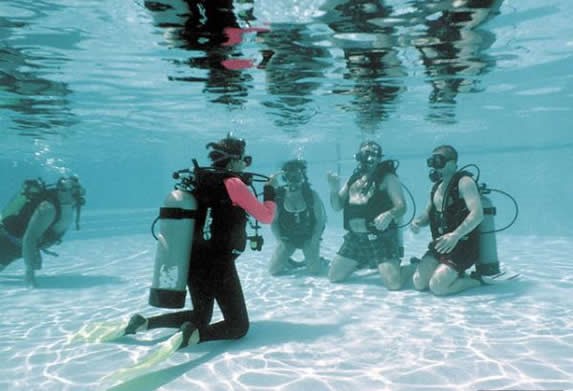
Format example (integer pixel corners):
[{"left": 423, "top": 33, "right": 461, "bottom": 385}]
[
  {"left": 355, "top": 143, "right": 383, "bottom": 167},
  {"left": 427, "top": 154, "right": 453, "bottom": 183},
  {"left": 426, "top": 154, "right": 451, "bottom": 169},
  {"left": 281, "top": 159, "right": 307, "bottom": 190},
  {"left": 282, "top": 170, "right": 304, "bottom": 190}
]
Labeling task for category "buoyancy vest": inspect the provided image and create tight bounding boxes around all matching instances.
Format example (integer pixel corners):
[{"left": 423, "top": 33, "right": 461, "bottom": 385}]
[
  {"left": 429, "top": 170, "right": 479, "bottom": 242},
  {"left": 0, "top": 180, "right": 63, "bottom": 248},
  {"left": 275, "top": 185, "right": 316, "bottom": 244},
  {"left": 192, "top": 170, "right": 249, "bottom": 255},
  {"left": 343, "top": 160, "right": 397, "bottom": 233}
]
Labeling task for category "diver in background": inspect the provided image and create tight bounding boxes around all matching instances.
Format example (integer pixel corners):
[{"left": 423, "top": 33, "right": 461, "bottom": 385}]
[
  {"left": 327, "top": 141, "right": 410, "bottom": 289},
  {"left": 124, "top": 135, "right": 277, "bottom": 349},
  {"left": 269, "top": 159, "right": 326, "bottom": 276},
  {"left": 410, "top": 145, "right": 483, "bottom": 296},
  {"left": 0, "top": 176, "right": 86, "bottom": 287}
]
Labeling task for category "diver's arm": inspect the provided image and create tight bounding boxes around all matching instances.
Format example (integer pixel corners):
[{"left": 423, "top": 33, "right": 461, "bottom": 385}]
[
  {"left": 311, "top": 191, "right": 327, "bottom": 238},
  {"left": 434, "top": 177, "right": 484, "bottom": 254},
  {"left": 22, "top": 201, "right": 56, "bottom": 273},
  {"left": 385, "top": 174, "right": 407, "bottom": 220},
  {"left": 224, "top": 177, "right": 276, "bottom": 224},
  {"left": 451, "top": 176, "right": 484, "bottom": 238},
  {"left": 327, "top": 172, "right": 348, "bottom": 212},
  {"left": 410, "top": 200, "right": 432, "bottom": 233}
]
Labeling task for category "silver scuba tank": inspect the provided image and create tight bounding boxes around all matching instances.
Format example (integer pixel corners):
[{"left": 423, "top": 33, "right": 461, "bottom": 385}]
[
  {"left": 148, "top": 188, "right": 197, "bottom": 309},
  {"left": 476, "top": 192, "right": 500, "bottom": 276}
]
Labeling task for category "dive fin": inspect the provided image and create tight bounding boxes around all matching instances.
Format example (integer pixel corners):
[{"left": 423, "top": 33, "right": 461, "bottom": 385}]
[
  {"left": 68, "top": 319, "right": 128, "bottom": 344},
  {"left": 101, "top": 329, "right": 184, "bottom": 385}
]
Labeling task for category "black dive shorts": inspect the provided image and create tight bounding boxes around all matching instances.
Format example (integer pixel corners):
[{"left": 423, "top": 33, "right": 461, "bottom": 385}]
[{"left": 425, "top": 235, "right": 479, "bottom": 273}]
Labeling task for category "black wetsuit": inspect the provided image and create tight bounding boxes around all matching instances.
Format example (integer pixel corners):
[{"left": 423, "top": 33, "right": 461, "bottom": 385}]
[{"left": 147, "top": 172, "right": 274, "bottom": 342}]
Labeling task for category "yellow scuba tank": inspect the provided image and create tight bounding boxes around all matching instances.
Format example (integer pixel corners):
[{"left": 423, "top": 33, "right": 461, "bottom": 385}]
[
  {"left": 149, "top": 187, "right": 197, "bottom": 309},
  {"left": 477, "top": 190, "right": 500, "bottom": 276}
]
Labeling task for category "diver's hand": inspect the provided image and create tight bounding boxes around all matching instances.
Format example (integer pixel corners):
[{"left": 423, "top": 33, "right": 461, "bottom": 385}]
[
  {"left": 373, "top": 211, "right": 393, "bottom": 231},
  {"left": 410, "top": 220, "right": 421, "bottom": 234},
  {"left": 327, "top": 172, "right": 340, "bottom": 191},
  {"left": 266, "top": 173, "right": 281, "bottom": 188},
  {"left": 410, "top": 216, "right": 427, "bottom": 234},
  {"left": 434, "top": 232, "right": 461, "bottom": 254}
]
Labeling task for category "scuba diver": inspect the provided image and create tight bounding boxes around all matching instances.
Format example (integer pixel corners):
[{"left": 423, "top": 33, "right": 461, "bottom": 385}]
[
  {"left": 327, "top": 141, "right": 411, "bottom": 290},
  {"left": 124, "top": 135, "right": 277, "bottom": 350},
  {"left": 269, "top": 159, "right": 326, "bottom": 276},
  {"left": 0, "top": 176, "right": 86, "bottom": 287},
  {"left": 410, "top": 144, "right": 485, "bottom": 296}
]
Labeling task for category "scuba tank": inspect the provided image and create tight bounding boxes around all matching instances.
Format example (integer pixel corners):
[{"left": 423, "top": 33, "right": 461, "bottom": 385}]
[
  {"left": 149, "top": 171, "right": 197, "bottom": 309},
  {"left": 438, "top": 164, "right": 518, "bottom": 277},
  {"left": 477, "top": 187, "right": 500, "bottom": 276}
]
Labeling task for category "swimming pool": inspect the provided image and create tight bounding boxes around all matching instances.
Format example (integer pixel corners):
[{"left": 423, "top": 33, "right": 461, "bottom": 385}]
[{"left": 1, "top": 0, "right": 572, "bottom": 390}]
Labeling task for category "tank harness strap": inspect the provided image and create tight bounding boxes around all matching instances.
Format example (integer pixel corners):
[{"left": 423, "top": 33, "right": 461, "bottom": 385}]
[
  {"left": 483, "top": 206, "right": 496, "bottom": 215},
  {"left": 159, "top": 207, "right": 197, "bottom": 220}
]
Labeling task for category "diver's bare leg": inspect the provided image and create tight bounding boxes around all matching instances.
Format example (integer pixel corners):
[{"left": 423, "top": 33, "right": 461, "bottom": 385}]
[
  {"left": 429, "top": 264, "right": 481, "bottom": 296},
  {"left": 328, "top": 255, "right": 359, "bottom": 283},
  {"left": 412, "top": 255, "right": 439, "bottom": 291},
  {"left": 269, "top": 242, "right": 296, "bottom": 276}
]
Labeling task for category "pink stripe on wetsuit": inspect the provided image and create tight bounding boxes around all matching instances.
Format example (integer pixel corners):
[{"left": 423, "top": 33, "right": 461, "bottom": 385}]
[{"left": 224, "top": 177, "right": 276, "bottom": 224}]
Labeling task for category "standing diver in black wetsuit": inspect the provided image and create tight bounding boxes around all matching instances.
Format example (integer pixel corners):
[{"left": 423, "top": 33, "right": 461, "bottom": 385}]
[{"left": 124, "top": 135, "right": 277, "bottom": 348}]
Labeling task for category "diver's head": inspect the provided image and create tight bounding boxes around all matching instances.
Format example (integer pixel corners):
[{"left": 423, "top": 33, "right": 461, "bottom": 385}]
[
  {"left": 427, "top": 145, "right": 458, "bottom": 182},
  {"left": 355, "top": 140, "right": 383, "bottom": 169},
  {"left": 206, "top": 135, "right": 252, "bottom": 172},
  {"left": 281, "top": 159, "right": 307, "bottom": 191}
]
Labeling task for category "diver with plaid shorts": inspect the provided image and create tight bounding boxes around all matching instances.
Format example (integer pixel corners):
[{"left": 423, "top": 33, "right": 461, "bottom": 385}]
[{"left": 327, "top": 141, "right": 413, "bottom": 290}]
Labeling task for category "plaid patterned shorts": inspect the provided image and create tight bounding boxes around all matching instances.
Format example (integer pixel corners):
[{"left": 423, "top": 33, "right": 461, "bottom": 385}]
[{"left": 337, "top": 230, "right": 402, "bottom": 269}]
